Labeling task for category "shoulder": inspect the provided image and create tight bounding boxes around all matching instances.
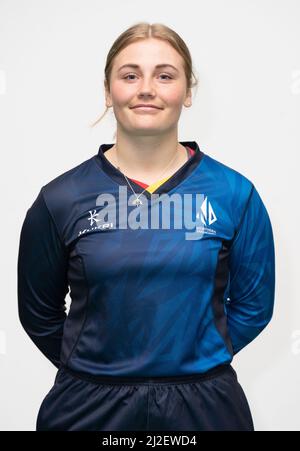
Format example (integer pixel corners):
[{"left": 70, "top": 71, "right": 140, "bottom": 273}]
[
  {"left": 202, "top": 153, "right": 254, "bottom": 197},
  {"left": 41, "top": 156, "right": 94, "bottom": 200},
  {"left": 39, "top": 156, "right": 96, "bottom": 242},
  {"left": 201, "top": 152, "right": 260, "bottom": 231}
]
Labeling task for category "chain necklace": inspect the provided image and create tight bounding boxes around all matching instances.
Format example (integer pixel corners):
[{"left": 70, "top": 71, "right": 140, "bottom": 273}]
[{"left": 115, "top": 144, "right": 181, "bottom": 207}]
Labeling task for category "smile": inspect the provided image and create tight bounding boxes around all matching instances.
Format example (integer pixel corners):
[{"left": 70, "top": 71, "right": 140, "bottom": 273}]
[{"left": 131, "top": 106, "right": 162, "bottom": 113}]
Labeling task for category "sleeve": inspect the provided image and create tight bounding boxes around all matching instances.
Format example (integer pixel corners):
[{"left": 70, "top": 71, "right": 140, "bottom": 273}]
[
  {"left": 17, "top": 187, "right": 69, "bottom": 368},
  {"left": 225, "top": 184, "right": 276, "bottom": 355}
]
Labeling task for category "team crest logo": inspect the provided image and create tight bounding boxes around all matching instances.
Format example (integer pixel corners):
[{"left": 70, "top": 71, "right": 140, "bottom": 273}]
[
  {"left": 193, "top": 196, "right": 217, "bottom": 237},
  {"left": 196, "top": 196, "right": 217, "bottom": 226}
]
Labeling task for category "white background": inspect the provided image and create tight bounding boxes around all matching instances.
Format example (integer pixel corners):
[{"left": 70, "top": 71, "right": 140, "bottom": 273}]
[{"left": 0, "top": 0, "right": 299, "bottom": 431}]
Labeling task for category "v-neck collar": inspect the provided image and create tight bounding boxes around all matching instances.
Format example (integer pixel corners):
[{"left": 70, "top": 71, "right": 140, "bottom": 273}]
[{"left": 93, "top": 141, "right": 204, "bottom": 198}]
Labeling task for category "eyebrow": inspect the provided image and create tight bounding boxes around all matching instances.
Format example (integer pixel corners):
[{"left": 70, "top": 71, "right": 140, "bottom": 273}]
[{"left": 117, "top": 64, "right": 179, "bottom": 73}]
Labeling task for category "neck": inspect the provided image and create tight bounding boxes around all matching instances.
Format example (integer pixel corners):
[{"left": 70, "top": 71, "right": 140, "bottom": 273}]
[{"left": 108, "top": 131, "right": 187, "bottom": 180}]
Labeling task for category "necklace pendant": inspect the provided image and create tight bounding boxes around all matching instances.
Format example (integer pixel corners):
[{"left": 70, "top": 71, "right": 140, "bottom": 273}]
[{"left": 132, "top": 198, "right": 143, "bottom": 207}]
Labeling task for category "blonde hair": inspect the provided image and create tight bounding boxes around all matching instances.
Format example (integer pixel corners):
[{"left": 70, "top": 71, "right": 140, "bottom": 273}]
[{"left": 90, "top": 22, "right": 198, "bottom": 135}]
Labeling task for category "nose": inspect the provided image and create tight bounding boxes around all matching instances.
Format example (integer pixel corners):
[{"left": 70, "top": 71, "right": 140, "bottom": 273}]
[{"left": 137, "top": 77, "right": 156, "bottom": 98}]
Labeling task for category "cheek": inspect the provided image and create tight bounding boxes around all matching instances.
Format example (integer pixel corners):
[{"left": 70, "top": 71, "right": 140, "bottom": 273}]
[
  {"left": 110, "top": 82, "right": 135, "bottom": 104},
  {"left": 158, "top": 86, "right": 186, "bottom": 105}
]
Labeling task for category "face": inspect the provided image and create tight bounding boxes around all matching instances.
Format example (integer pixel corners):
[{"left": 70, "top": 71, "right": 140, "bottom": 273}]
[{"left": 105, "top": 38, "right": 192, "bottom": 136}]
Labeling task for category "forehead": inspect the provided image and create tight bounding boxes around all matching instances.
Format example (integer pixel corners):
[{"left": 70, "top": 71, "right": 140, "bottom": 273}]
[{"left": 113, "top": 39, "right": 184, "bottom": 71}]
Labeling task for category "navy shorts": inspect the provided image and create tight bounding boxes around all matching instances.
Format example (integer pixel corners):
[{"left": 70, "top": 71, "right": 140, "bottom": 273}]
[{"left": 36, "top": 363, "right": 254, "bottom": 431}]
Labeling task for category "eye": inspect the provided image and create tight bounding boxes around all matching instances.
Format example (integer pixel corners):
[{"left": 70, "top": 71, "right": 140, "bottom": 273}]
[
  {"left": 123, "top": 73, "right": 173, "bottom": 81},
  {"left": 123, "top": 74, "right": 137, "bottom": 80},
  {"left": 159, "top": 74, "right": 173, "bottom": 80}
]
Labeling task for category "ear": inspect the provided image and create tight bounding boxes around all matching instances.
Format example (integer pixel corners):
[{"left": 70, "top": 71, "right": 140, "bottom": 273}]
[
  {"left": 183, "top": 88, "right": 192, "bottom": 107},
  {"left": 104, "top": 80, "right": 112, "bottom": 108}
]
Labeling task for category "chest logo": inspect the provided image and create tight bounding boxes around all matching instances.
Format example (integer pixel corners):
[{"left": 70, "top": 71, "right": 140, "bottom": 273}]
[{"left": 196, "top": 196, "right": 217, "bottom": 226}]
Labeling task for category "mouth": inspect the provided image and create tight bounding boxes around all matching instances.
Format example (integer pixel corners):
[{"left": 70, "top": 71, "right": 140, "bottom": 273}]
[
  {"left": 130, "top": 105, "right": 163, "bottom": 110},
  {"left": 131, "top": 106, "right": 163, "bottom": 113}
]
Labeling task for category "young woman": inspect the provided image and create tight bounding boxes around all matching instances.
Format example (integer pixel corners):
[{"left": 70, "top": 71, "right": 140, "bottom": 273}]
[{"left": 17, "top": 22, "right": 275, "bottom": 431}]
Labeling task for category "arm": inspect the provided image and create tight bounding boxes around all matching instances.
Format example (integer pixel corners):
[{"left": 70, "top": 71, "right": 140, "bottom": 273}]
[
  {"left": 226, "top": 184, "right": 276, "bottom": 355},
  {"left": 17, "top": 187, "right": 69, "bottom": 368}
]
